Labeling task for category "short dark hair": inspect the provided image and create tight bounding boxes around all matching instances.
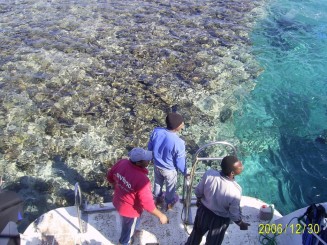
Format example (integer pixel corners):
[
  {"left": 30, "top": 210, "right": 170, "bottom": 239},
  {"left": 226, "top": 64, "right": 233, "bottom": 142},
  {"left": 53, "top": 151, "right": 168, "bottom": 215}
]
[
  {"left": 221, "top": 155, "right": 239, "bottom": 175},
  {"left": 166, "top": 112, "right": 184, "bottom": 130}
]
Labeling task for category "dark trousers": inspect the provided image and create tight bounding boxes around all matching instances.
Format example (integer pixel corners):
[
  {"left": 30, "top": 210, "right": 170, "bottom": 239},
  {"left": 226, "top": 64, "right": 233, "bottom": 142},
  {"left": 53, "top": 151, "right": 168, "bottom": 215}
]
[
  {"left": 185, "top": 204, "right": 230, "bottom": 245},
  {"left": 119, "top": 215, "right": 140, "bottom": 245}
]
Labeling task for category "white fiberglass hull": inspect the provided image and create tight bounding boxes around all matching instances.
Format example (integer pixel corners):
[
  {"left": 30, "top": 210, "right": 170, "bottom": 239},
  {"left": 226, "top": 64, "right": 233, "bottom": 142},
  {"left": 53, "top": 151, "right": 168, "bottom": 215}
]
[{"left": 21, "top": 196, "right": 283, "bottom": 245}]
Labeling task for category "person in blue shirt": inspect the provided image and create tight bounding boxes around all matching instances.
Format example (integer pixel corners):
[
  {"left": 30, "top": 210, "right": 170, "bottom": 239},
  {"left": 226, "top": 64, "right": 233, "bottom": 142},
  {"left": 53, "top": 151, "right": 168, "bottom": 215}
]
[{"left": 148, "top": 112, "right": 187, "bottom": 210}]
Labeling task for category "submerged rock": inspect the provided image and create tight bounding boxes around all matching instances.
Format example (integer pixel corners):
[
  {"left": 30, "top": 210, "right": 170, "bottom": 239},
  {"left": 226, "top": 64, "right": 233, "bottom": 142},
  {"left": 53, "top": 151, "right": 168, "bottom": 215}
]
[
  {"left": 220, "top": 107, "right": 233, "bottom": 123},
  {"left": 315, "top": 129, "right": 327, "bottom": 144}
]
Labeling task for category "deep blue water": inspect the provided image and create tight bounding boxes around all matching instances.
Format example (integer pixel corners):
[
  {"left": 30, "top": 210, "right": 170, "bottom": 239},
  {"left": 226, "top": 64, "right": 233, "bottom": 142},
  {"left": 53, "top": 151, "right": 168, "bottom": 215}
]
[{"left": 235, "top": 0, "right": 327, "bottom": 214}]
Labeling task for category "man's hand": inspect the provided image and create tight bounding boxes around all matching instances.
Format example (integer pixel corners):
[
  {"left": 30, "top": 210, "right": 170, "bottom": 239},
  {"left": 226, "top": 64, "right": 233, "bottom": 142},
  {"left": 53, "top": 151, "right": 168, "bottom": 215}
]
[
  {"left": 185, "top": 174, "right": 191, "bottom": 182},
  {"left": 196, "top": 198, "right": 202, "bottom": 207},
  {"left": 159, "top": 214, "right": 169, "bottom": 224},
  {"left": 239, "top": 221, "right": 250, "bottom": 230},
  {"left": 152, "top": 208, "right": 169, "bottom": 224}
]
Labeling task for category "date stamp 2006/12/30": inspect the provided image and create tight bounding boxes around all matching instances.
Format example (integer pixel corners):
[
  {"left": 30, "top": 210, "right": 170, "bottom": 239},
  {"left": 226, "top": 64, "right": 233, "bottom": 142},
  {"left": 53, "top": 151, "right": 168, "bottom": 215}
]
[{"left": 258, "top": 223, "right": 320, "bottom": 235}]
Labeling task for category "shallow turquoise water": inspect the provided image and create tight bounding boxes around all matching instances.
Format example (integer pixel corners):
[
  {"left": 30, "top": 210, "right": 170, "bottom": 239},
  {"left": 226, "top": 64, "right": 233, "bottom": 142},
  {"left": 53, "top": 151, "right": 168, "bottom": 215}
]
[{"left": 235, "top": 0, "right": 327, "bottom": 214}]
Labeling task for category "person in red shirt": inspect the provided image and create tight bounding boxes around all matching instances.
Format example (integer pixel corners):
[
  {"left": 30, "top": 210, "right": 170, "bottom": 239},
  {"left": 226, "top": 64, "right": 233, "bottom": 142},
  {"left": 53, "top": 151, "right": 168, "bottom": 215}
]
[{"left": 107, "top": 147, "right": 168, "bottom": 245}]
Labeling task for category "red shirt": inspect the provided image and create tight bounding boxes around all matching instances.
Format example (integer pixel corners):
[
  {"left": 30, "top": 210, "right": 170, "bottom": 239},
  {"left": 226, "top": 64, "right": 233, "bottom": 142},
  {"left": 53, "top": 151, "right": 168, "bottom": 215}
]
[{"left": 107, "top": 159, "right": 156, "bottom": 218}]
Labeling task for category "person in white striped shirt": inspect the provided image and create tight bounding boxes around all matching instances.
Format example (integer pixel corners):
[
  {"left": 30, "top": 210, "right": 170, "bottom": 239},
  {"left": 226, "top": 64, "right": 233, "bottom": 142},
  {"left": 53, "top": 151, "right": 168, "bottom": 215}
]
[{"left": 185, "top": 155, "right": 250, "bottom": 245}]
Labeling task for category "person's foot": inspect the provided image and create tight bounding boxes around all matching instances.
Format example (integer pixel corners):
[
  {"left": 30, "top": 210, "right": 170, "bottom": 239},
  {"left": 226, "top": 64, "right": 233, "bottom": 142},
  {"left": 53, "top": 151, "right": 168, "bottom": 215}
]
[
  {"left": 131, "top": 230, "right": 143, "bottom": 244},
  {"left": 165, "top": 194, "right": 179, "bottom": 211},
  {"left": 166, "top": 202, "right": 175, "bottom": 211},
  {"left": 134, "top": 230, "right": 143, "bottom": 236},
  {"left": 155, "top": 195, "right": 164, "bottom": 207}
]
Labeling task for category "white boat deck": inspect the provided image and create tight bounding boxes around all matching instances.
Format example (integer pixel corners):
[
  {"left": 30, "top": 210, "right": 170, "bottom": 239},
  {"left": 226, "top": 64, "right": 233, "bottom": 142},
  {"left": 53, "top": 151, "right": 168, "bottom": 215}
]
[{"left": 21, "top": 196, "right": 283, "bottom": 245}]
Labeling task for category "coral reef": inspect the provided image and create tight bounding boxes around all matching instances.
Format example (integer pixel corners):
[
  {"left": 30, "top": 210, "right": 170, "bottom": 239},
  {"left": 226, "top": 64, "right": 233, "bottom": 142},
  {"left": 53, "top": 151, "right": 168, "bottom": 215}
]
[{"left": 0, "top": 0, "right": 267, "bottom": 230}]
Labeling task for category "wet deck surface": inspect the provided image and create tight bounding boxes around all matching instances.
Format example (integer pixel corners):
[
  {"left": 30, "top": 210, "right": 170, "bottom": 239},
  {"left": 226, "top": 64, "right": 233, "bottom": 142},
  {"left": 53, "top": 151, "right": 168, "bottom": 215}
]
[{"left": 22, "top": 196, "right": 283, "bottom": 245}]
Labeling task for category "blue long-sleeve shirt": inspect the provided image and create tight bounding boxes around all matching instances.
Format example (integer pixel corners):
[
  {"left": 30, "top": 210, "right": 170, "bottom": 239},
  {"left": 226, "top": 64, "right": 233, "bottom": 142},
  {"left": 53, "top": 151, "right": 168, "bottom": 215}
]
[{"left": 148, "top": 127, "right": 187, "bottom": 175}]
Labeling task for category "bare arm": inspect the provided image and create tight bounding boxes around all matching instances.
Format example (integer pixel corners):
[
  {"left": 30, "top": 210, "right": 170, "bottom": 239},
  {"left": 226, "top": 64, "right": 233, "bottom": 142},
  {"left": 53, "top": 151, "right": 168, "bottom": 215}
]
[{"left": 150, "top": 207, "right": 169, "bottom": 224}]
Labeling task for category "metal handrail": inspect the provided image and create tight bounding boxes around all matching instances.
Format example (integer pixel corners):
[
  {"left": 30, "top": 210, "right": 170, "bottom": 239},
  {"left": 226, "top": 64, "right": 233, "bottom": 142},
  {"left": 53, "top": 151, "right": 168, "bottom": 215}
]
[
  {"left": 74, "top": 182, "right": 84, "bottom": 233},
  {"left": 182, "top": 141, "right": 237, "bottom": 225},
  {"left": 193, "top": 141, "right": 237, "bottom": 160},
  {"left": 0, "top": 176, "right": 4, "bottom": 192}
]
